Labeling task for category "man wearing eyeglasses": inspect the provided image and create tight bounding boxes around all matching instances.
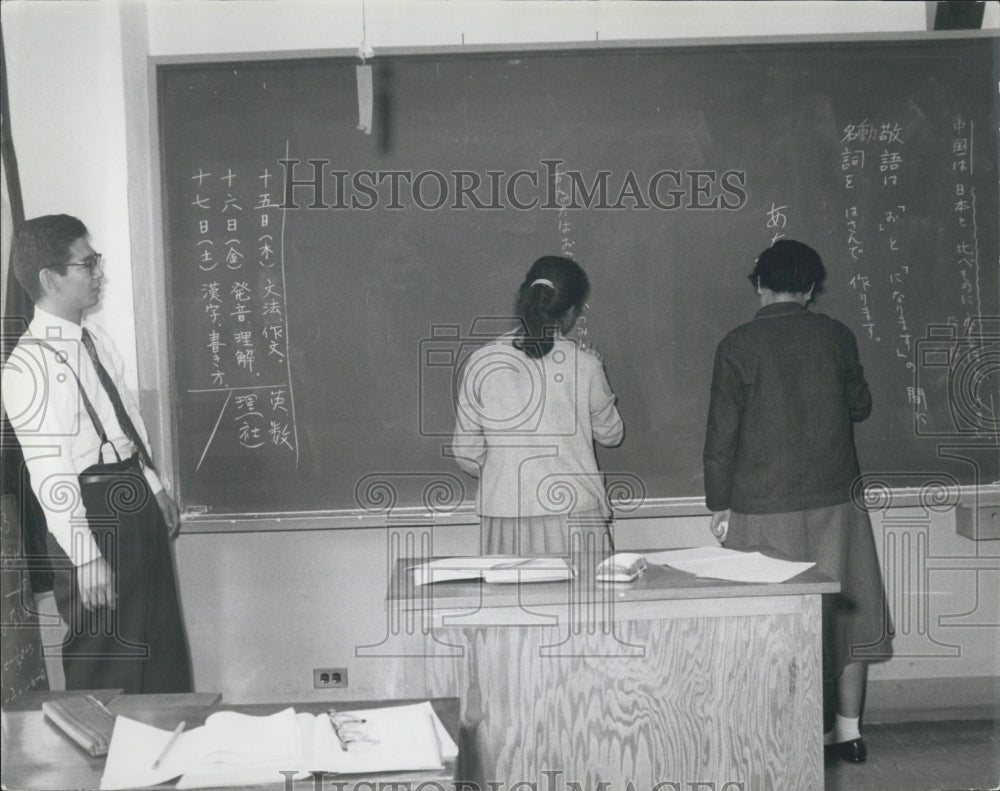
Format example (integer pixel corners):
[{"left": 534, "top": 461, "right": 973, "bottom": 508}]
[{"left": 2, "top": 214, "right": 192, "bottom": 693}]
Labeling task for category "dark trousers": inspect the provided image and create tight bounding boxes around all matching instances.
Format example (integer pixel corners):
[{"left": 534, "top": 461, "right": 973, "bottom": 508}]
[{"left": 48, "top": 456, "right": 192, "bottom": 693}]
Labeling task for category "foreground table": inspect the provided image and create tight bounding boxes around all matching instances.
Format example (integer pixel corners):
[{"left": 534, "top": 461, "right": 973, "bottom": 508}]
[
  {"left": 1, "top": 692, "right": 459, "bottom": 791},
  {"left": 392, "top": 552, "right": 839, "bottom": 790}
]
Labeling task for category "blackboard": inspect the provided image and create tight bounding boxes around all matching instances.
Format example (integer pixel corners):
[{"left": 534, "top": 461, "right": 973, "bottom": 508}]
[
  {"left": 1, "top": 493, "right": 48, "bottom": 704},
  {"left": 156, "top": 35, "right": 999, "bottom": 517}
]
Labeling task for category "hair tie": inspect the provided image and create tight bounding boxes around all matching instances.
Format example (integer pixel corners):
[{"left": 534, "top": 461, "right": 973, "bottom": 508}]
[{"left": 530, "top": 278, "right": 555, "bottom": 290}]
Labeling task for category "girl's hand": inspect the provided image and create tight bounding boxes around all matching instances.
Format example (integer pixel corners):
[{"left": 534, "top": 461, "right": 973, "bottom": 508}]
[{"left": 710, "top": 509, "right": 731, "bottom": 543}]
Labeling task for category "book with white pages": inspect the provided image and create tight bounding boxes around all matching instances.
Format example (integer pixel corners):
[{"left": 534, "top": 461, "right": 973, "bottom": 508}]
[{"left": 409, "top": 556, "right": 575, "bottom": 586}]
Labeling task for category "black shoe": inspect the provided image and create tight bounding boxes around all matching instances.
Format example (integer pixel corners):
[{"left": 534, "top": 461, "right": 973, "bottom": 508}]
[{"left": 835, "top": 737, "right": 867, "bottom": 764}]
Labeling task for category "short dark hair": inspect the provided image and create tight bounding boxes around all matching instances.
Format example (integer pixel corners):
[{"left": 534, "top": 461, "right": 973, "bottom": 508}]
[
  {"left": 11, "top": 214, "right": 89, "bottom": 300},
  {"left": 513, "top": 255, "right": 590, "bottom": 359},
  {"left": 748, "top": 239, "right": 826, "bottom": 297}
]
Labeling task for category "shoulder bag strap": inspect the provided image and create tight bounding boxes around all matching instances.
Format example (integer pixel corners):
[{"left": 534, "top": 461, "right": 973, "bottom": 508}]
[{"left": 23, "top": 339, "right": 122, "bottom": 464}]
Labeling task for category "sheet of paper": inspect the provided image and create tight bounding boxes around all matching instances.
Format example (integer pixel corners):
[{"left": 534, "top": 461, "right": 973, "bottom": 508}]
[
  {"left": 176, "top": 708, "right": 304, "bottom": 789},
  {"left": 686, "top": 553, "right": 815, "bottom": 583},
  {"left": 644, "top": 546, "right": 743, "bottom": 566},
  {"left": 100, "top": 717, "right": 203, "bottom": 790},
  {"left": 646, "top": 547, "right": 814, "bottom": 583},
  {"left": 417, "top": 700, "right": 459, "bottom": 760},
  {"left": 199, "top": 707, "right": 300, "bottom": 763}
]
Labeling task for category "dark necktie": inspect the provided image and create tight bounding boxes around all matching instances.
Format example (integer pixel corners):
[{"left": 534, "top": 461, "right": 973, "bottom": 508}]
[{"left": 80, "top": 328, "right": 155, "bottom": 470}]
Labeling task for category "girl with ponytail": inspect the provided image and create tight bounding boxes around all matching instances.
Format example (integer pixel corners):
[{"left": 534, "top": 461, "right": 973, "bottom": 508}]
[
  {"left": 512, "top": 256, "right": 590, "bottom": 360},
  {"left": 452, "top": 256, "right": 624, "bottom": 555}
]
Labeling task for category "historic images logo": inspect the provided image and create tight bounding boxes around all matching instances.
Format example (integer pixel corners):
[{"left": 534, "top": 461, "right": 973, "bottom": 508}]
[{"left": 278, "top": 159, "right": 748, "bottom": 212}]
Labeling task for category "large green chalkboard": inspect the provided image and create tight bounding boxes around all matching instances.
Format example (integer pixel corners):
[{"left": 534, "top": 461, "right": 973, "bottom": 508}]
[{"left": 156, "top": 34, "right": 999, "bottom": 516}]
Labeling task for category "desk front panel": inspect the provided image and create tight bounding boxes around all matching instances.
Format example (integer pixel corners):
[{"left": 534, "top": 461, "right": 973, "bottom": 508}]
[{"left": 413, "top": 594, "right": 823, "bottom": 790}]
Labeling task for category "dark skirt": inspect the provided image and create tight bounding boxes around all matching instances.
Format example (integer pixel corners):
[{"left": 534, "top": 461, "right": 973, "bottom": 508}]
[{"left": 726, "top": 501, "right": 893, "bottom": 679}]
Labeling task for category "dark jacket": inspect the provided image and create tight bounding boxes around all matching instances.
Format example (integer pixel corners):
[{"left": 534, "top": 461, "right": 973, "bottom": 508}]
[{"left": 703, "top": 302, "right": 872, "bottom": 513}]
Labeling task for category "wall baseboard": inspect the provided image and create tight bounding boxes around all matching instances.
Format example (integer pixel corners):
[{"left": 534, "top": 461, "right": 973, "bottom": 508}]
[{"left": 865, "top": 676, "right": 1000, "bottom": 723}]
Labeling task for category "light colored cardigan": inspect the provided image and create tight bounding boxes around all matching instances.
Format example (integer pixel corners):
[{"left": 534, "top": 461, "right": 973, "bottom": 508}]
[{"left": 451, "top": 332, "right": 623, "bottom": 518}]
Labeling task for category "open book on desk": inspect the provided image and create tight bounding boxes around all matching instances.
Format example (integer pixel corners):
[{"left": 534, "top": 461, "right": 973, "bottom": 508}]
[
  {"left": 100, "top": 701, "right": 456, "bottom": 789},
  {"left": 409, "top": 556, "right": 575, "bottom": 586}
]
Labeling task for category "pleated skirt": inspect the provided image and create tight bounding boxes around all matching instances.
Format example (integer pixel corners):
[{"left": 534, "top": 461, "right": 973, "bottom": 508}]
[
  {"left": 726, "top": 501, "right": 893, "bottom": 679},
  {"left": 481, "top": 510, "right": 613, "bottom": 557}
]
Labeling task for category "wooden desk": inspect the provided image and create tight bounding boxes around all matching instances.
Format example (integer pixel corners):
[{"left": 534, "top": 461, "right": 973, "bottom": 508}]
[
  {"left": 392, "top": 555, "right": 839, "bottom": 790},
  {"left": 1, "top": 693, "right": 459, "bottom": 790}
]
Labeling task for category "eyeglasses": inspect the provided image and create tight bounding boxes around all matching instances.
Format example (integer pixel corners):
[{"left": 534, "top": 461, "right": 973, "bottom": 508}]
[
  {"left": 327, "top": 711, "right": 378, "bottom": 751},
  {"left": 63, "top": 253, "right": 103, "bottom": 274}
]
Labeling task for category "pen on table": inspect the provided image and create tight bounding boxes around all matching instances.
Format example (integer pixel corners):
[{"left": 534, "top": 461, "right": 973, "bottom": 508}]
[
  {"left": 85, "top": 694, "right": 115, "bottom": 717},
  {"left": 152, "top": 721, "right": 186, "bottom": 770}
]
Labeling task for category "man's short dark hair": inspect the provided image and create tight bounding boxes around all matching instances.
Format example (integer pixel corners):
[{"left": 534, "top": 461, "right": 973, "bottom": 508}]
[
  {"left": 11, "top": 214, "right": 89, "bottom": 301},
  {"left": 747, "top": 239, "right": 827, "bottom": 297}
]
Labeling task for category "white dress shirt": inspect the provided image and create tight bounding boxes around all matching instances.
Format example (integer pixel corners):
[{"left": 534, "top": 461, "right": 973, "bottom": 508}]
[{"left": 1, "top": 307, "right": 163, "bottom": 566}]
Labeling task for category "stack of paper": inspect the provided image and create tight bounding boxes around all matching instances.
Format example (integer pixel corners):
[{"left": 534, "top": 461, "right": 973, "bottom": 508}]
[
  {"left": 100, "top": 701, "right": 455, "bottom": 790},
  {"left": 645, "top": 546, "right": 815, "bottom": 583},
  {"left": 409, "top": 556, "right": 575, "bottom": 586},
  {"left": 177, "top": 707, "right": 304, "bottom": 789}
]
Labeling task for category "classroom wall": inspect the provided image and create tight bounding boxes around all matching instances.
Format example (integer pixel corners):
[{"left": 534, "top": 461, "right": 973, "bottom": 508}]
[{"left": 3, "top": 0, "right": 998, "bottom": 716}]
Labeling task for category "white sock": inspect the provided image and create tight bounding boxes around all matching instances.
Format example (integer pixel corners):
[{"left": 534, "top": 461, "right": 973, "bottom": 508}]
[
  {"left": 823, "top": 728, "right": 835, "bottom": 745},
  {"left": 835, "top": 714, "right": 861, "bottom": 743}
]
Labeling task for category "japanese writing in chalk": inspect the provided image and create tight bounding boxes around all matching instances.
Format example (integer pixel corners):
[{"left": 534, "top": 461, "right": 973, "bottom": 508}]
[
  {"left": 185, "top": 157, "right": 299, "bottom": 469},
  {"left": 836, "top": 109, "right": 991, "bottom": 433},
  {"left": 840, "top": 119, "right": 905, "bottom": 189},
  {"left": 839, "top": 119, "right": 910, "bottom": 345},
  {"left": 950, "top": 115, "right": 980, "bottom": 324}
]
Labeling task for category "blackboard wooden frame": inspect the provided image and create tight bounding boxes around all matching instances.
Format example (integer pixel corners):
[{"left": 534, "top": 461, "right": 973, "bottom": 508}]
[{"left": 132, "top": 30, "right": 1000, "bottom": 530}]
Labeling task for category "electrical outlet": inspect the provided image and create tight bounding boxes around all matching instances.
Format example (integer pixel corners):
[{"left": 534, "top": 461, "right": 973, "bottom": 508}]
[{"left": 313, "top": 667, "right": 348, "bottom": 688}]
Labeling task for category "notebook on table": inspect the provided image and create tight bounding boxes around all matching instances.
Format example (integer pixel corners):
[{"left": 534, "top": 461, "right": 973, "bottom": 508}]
[{"left": 42, "top": 694, "right": 118, "bottom": 757}]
